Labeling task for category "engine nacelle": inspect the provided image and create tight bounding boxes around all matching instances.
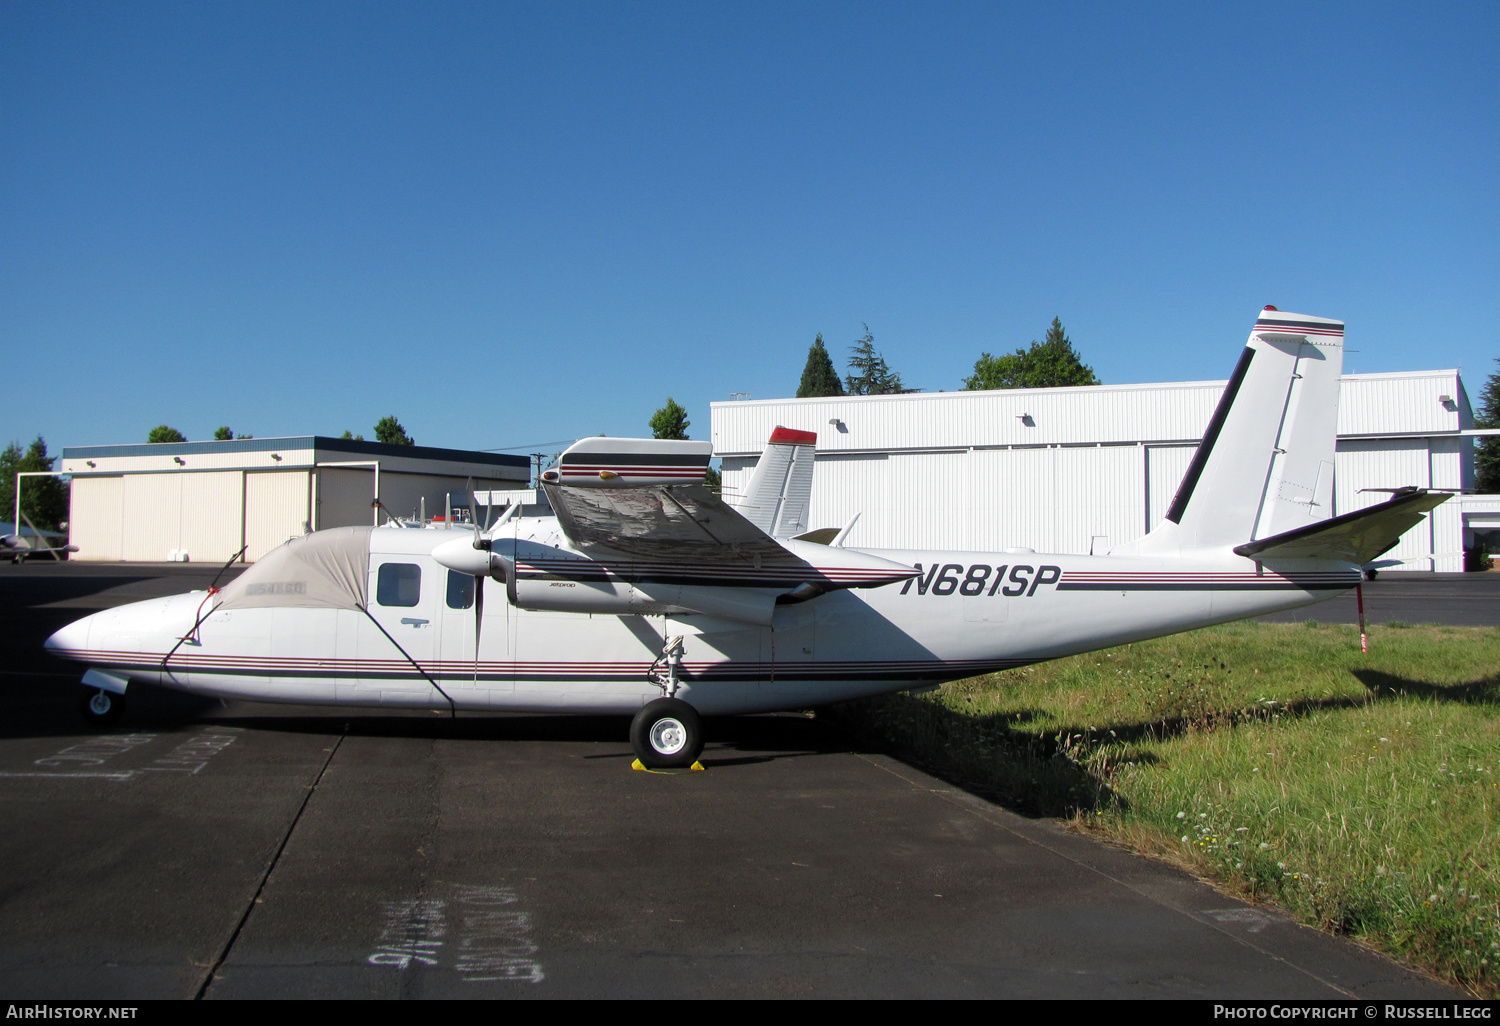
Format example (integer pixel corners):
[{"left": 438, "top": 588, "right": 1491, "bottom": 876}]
[
  {"left": 510, "top": 576, "right": 638, "bottom": 615},
  {"left": 509, "top": 576, "right": 780, "bottom": 626}
]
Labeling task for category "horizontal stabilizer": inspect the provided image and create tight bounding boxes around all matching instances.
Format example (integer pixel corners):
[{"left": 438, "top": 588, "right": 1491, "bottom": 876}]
[{"left": 1233, "top": 488, "right": 1448, "bottom": 565}]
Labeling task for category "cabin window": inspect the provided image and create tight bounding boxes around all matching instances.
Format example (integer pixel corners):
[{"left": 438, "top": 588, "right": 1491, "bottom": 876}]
[
  {"left": 446, "top": 569, "right": 474, "bottom": 610},
  {"left": 377, "top": 563, "right": 422, "bottom": 607}
]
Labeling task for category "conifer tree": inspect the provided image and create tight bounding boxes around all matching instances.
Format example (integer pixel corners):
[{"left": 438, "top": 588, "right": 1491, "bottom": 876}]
[
  {"left": 1476, "top": 359, "right": 1500, "bottom": 493},
  {"left": 0, "top": 436, "right": 69, "bottom": 531},
  {"left": 845, "top": 325, "right": 907, "bottom": 395},
  {"left": 797, "top": 334, "right": 845, "bottom": 398}
]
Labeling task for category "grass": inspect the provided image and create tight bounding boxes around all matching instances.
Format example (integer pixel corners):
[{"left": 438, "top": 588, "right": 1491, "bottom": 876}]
[{"left": 821, "top": 620, "right": 1500, "bottom": 995}]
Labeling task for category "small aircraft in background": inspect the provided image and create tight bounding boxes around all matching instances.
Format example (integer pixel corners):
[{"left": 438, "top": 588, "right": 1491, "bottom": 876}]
[
  {"left": 46, "top": 308, "right": 1446, "bottom": 767},
  {"left": 2, "top": 527, "right": 77, "bottom": 564}
]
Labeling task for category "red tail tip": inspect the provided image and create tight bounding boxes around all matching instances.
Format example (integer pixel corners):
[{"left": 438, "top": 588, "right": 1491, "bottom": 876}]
[
  {"left": 1263, "top": 305, "right": 1278, "bottom": 311},
  {"left": 768, "top": 427, "right": 817, "bottom": 445}
]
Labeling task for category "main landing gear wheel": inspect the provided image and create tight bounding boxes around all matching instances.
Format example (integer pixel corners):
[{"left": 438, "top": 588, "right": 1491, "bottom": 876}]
[
  {"left": 630, "top": 697, "right": 704, "bottom": 769},
  {"left": 79, "top": 687, "right": 125, "bottom": 726}
]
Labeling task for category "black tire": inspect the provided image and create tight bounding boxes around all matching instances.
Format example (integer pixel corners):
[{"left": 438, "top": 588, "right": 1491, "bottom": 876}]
[
  {"left": 630, "top": 697, "right": 703, "bottom": 769},
  {"left": 79, "top": 688, "right": 125, "bottom": 726}
]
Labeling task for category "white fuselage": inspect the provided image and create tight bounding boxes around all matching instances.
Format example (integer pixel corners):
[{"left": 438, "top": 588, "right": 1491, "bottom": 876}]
[{"left": 45, "top": 520, "right": 1359, "bottom": 716}]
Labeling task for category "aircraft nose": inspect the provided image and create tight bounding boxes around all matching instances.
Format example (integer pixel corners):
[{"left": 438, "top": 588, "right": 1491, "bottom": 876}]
[{"left": 45, "top": 615, "right": 94, "bottom": 661}]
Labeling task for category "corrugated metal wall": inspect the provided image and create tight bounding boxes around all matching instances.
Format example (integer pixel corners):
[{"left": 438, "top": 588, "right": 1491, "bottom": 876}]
[
  {"left": 375, "top": 474, "right": 475, "bottom": 526},
  {"left": 245, "top": 471, "right": 310, "bottom": 561},
  {"left": 731, "top": 444, "right": 1149, "bottom": 553},
  {"left": 715, "top": 372, "right": 1467, "bottom": 458},
  {"left": 713, "top": 382, "right": 1223, "bottom": 456},
  {"left": 1055, "top": 445, "right": 1143, "bottom": 554},
  {"left": 72, "top": 471, "right": 247, "bottom": 562},
  {"left": 1429, "top": 437, "right": 1466, "bottom": 570},
  {"left": 717, "top": 370, "right": 1472, "bottom": 570},
  {"left": 120, "top": 474, "right": 183, "bottom": 561},
  {"left": 1336, "top": 373, "right": 1467, "bottom": 437},
  {"left": 65, "top": 449, "right": 520, "bottom": 563},
  {"left": 177, "top": 472, "right": 244, "bottom": 564},
  {"left": 316, "top": 467, "right": 375, "bottom": 529},
  {"left": 1334, "top": 439, "right": 1433, "bottom": 569},
  {"left": 69, "top": 476, "right": 124, "bottom": 561},
  {"left": 1146, "top": 445, "right": 1197, "bottom": 533}
]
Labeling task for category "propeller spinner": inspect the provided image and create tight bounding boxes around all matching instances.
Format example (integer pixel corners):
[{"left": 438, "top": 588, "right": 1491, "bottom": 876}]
[{"left": 430, "top": 485, "right": 520, "bottom": 680}]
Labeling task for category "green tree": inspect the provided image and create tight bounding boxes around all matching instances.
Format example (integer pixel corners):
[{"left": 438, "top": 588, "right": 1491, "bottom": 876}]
[
  {"left": 0, "top": 436, "right": 69, "bottom": 532},
  {"left": 339, "top": 430, "right": 365, "bottom": 442},
  {"left": 964, "top": 317, "right": 1100, "bottom": 390},
  {"left": 1476, "top": 359, "right": 1500, "bottom": 493},
  {"left": 213, "top": 426, "right": 234, "bottom": 441},
  {"left": 797, "top": 334, "right": 845, "bottom": 398},
  {"left": 650, "top": 398, "right": 690, "bottom": 440},
  {"left": 374, "top": 416, "right": 414, "bottom": 446},
  {"left": 845, "top": 325, "right": 907, "bottom": 395},
  {"left": 148, "top": 425, "right": 187, "bottom": 443}
]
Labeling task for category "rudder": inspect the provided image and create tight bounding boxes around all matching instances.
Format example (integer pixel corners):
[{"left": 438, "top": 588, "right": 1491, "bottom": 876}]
[
  {"left": 733, "top": 427, "right": 817, "bottom": 538},
  {"left": 1134, "top": 307, "right": 1344, "bottom": 554}
]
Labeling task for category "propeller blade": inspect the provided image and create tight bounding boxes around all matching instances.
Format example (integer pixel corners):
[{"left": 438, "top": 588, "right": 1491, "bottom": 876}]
[
  {"left": 473, "top": 572, "right": 484, "bottom": 682},
  {"left": 467, "top": 477, "right": 485, "bottom": 551}
]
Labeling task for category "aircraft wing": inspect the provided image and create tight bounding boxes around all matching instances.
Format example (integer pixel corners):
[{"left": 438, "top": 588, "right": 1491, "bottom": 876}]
[
  {"left": 1234, "top": 488, "right": 1448, "bottom": 565},
  {"left": 538, "top": 436, "right": 916, "bottom": 593},
  {"left": 544, "top": 480, "right": 805, "bottom": 574}
]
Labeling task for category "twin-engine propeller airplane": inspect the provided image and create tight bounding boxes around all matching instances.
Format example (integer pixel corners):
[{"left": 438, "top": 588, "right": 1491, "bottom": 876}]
[{"left": 46, "top": 308, "right": 1447, "bottom": 767}]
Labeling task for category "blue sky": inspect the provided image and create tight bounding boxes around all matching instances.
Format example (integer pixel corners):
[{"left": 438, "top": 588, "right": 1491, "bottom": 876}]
[{"left": 3, "top": 1, "right": 1496, "bottom": 457}]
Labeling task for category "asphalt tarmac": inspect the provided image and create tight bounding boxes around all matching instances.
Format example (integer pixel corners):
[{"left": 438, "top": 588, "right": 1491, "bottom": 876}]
[
  {"left": 0, "top": 563, "right": 1472, "bottom": 999},
  {"left": 1258, "top": 570, "right": 1500, "bottom": 627}
]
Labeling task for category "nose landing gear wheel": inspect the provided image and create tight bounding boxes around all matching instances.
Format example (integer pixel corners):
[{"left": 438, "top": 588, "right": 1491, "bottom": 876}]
[
  {"left": 630, "top": 697, "right": 703, "bottom": 769},
  {"left": 79, "top": 687, "right": 125, "bottom": 726}
]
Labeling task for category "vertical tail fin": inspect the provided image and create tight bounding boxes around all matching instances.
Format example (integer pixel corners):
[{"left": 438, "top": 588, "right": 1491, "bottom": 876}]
[
  {"left": 733, "top": 427, "right": 817, "bottom": 538},
  {"left": 1134, "top": 307, "right": 1344, "bottom": 554}
]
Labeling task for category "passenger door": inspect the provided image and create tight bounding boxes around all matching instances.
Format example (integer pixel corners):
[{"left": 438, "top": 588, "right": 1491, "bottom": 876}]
[{"left": 359, "top": 558, "right": 442, "bottom": 706}]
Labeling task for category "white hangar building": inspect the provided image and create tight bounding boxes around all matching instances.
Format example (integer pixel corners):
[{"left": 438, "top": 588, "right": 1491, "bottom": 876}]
[
  {"left": 60, "top": 437, "right": 529, "bottom": 563},
  {"left": 712, "top": 369, "right": 1490, "bottom": 573}
]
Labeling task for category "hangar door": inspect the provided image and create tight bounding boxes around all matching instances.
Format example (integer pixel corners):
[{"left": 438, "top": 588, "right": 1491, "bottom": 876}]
[
  {"left": 116, "top": 471, "right": 242, "bottom": 563},
  {"left": 245, "top": 470, "right": 311, "bottom": 561},
  {"left": 70, "top": 475, "right": 124, "bottom": 561}
]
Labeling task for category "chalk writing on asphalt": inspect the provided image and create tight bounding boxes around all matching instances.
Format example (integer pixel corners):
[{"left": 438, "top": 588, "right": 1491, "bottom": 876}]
[
  {"left": 0, "top": 729, "right": 243, "bottom": 781},
  {"left": 366, "top": 883, "right": 544, "bottom": 984}
]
